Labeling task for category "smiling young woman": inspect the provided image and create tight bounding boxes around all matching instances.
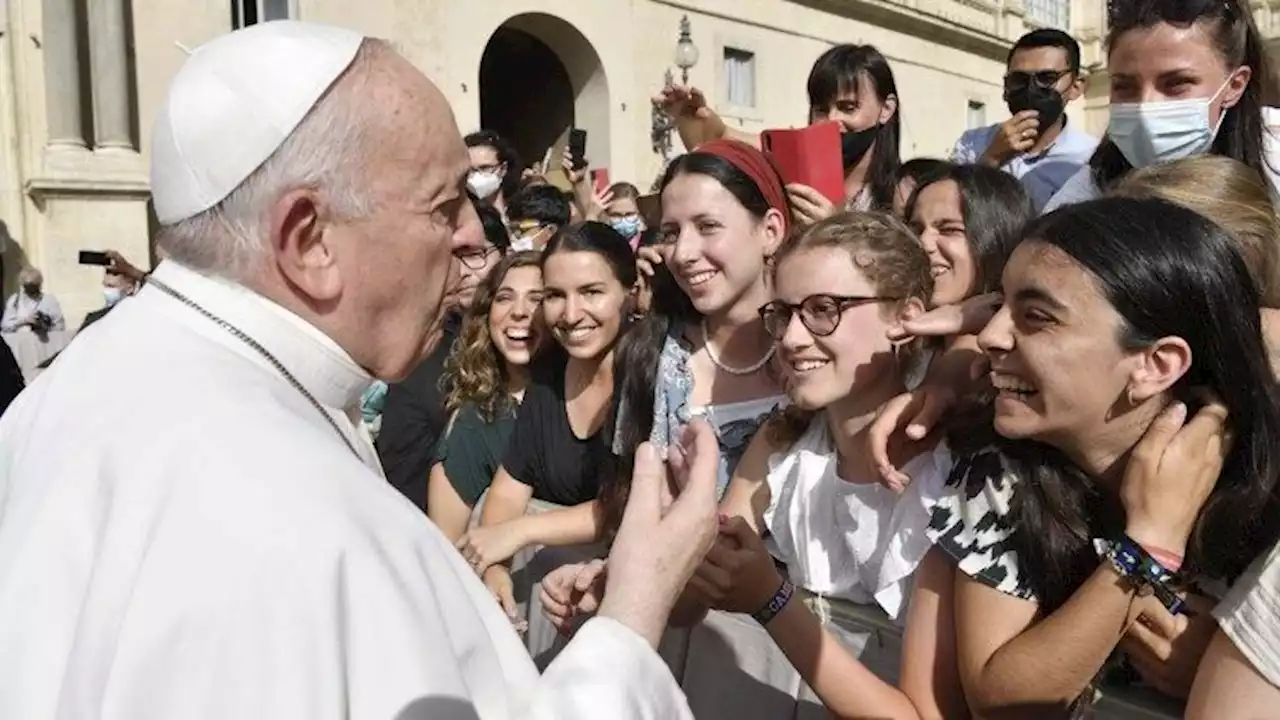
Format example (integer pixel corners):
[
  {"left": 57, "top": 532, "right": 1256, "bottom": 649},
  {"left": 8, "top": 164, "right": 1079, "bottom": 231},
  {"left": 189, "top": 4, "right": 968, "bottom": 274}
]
[{"left": 427, "top": 251, "right": 545, "bottom": 543}]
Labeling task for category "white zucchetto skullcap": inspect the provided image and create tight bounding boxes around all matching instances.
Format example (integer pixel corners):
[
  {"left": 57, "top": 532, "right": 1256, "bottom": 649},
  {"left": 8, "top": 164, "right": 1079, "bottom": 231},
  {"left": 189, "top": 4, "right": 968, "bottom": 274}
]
[{"left": 151, "top": 20, "right": 365, "bottom": 225}]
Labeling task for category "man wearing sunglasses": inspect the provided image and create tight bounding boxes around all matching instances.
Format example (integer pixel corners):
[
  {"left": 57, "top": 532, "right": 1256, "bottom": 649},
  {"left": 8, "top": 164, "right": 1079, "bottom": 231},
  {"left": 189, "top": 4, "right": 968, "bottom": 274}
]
[{"left": 951, "top": 28, "right": 1098, "bottom": 211}]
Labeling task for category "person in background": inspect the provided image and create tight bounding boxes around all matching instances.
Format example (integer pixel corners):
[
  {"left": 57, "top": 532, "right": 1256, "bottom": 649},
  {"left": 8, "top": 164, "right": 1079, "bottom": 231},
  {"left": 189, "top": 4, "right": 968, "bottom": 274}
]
[
  {"left": 375, "top": 198, "right": 508, "bottom": 511},
  {"left": 1, "top": 267, "right": 64, "bottom": 334},
  {"left": 507, "top": 184, "right": 572, "bottom": 251},
  {"left": 654, "top": 44, "right": 902, "bottom": 222},
  {"left": 429, "top": 251, "right": 545, "bottom": 542},
  {"left": 905, "top": 162, "right": 1033, "bottom": 308},
  {"left": 951, "top": 29, "right": 1098, "bottom": 211},
  {"left": 1044, "top": 0, "right": 1279, "bottom": 211},
  {"left": 465, "top": 129, "right": 522, "bottom": 218},
  {"left": 80, "top": 261, "right": 141, "bottom": 332},
  {"left": 601, "top": 182, "right": 646, "bottom": 250},
  {"left": 891, "top": 157, "right": 949, "bottom": 218}
]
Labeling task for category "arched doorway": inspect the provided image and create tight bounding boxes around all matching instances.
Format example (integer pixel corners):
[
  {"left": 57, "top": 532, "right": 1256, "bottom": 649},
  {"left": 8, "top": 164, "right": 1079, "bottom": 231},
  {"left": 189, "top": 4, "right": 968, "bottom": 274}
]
[
  {"left": 479, "top": 28, "right": 573, "bottom": 171},
  {"left": 479, "top": 13, "right": 610, "bottom": 177}
]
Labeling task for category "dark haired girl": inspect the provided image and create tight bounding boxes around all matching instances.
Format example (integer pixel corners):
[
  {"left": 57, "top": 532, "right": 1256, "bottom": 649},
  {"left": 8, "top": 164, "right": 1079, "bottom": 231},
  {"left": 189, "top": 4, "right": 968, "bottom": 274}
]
[
  {"left": 455, "top": 222, "right": 635, "bottom": 660},
  {"left": 931, "top": 197, "right": 1280, "bottom": 713},
  {"left": 906, "top": 162, "right": 1034, "bottom": 307},
  {"left": 655, "top": 44, "right": 902, "bottom": 219}
]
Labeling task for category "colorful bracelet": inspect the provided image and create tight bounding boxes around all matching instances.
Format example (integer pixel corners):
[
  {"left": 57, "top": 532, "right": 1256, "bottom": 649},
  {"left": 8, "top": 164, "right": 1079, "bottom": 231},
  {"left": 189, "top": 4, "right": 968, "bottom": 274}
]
[
  {"left": 1096, "top": 535, "right": 1187, "bottom": 616},
  {"left": 752, "top": 578, "right": 795, "bottom": 627}
]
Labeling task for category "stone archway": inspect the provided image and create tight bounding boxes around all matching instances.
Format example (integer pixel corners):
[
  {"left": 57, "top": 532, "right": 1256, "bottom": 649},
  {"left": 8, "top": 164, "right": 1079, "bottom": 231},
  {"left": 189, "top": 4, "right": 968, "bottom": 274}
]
[{"left": 479, "top": 12, "right": 611, "bottom": 174}]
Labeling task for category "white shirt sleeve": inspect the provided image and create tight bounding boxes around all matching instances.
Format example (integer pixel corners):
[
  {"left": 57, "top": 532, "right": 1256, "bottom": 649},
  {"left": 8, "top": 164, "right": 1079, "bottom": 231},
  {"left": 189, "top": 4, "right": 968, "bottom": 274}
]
[{"left": 1214, "top": 539, "right": 1280, "bottom": 689}]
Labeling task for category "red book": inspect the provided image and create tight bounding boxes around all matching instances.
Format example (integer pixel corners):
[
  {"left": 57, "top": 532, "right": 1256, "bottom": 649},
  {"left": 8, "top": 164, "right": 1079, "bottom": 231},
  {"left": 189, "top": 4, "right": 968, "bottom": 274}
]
[{"left": 760, "top": 121, "right": 844, "bottom": 205}]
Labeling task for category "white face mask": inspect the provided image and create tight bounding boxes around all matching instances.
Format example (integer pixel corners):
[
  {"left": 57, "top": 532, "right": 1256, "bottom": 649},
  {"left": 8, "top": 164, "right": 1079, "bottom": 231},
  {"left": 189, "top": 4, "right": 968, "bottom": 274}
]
[
  {"left": 466, "top": 170, "right": 502, "bottom": 199},
  {"left": 103, "top": 288, "right": 124, "bottom": 307},
  {"left": 509, "top": 234, "right": 536, "bottom": 252},
  {"left": 1107, "top": 76, "right": 1235, "bottom": 169}
]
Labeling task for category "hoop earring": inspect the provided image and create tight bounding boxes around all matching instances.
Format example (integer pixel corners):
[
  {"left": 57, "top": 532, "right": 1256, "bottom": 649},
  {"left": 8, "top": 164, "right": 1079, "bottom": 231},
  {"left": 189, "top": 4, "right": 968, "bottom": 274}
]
[{"left": 1125, "top": 386, "right": 1137, "bottom": 407}]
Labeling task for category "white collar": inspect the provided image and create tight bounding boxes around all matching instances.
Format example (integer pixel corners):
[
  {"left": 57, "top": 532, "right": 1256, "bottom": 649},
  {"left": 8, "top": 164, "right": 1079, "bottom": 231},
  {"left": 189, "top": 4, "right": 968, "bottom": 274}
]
[{"left": 142, "top": 261, "right": 373, "bottom": 411}]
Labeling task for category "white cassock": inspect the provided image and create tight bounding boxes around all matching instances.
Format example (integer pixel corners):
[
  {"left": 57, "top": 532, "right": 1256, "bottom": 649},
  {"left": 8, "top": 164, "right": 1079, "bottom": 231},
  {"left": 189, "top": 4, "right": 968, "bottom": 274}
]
[{"left": 0, "top": 260, "right": 691, "bottom": 720}]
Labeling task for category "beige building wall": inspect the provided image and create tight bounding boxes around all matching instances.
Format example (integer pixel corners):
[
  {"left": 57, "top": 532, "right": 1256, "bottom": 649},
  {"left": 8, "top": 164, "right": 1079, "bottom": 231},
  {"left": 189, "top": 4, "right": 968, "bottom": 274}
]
[{"left": 1, "top": 0, "right": 1094, "bottom": 326}]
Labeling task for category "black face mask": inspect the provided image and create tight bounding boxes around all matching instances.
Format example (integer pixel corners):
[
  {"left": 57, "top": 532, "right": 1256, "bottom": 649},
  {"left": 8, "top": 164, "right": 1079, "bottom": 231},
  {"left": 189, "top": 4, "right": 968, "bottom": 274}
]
[
  {"left": 841, "top": 125, "right": 879, "bottom": 169},
  {"left": 1006, "top": 84, "right": 1065, "bottom": 133}
]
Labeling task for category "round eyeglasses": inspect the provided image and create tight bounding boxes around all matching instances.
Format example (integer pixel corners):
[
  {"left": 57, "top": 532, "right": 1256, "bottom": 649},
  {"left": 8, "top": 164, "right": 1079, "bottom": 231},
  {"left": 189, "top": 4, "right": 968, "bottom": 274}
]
[
  {"left": 454, "top": 245, "right": 498, "bottom": 270},
  {"left": 758, "top": 294, "right": 895, "bottom": 340}
]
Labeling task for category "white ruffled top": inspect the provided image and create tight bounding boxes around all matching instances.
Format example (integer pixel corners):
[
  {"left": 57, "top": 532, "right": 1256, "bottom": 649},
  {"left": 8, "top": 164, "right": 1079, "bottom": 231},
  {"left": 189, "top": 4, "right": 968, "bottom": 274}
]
[{"left": 762, "top": 417, "right": 951, "bottom": 624}]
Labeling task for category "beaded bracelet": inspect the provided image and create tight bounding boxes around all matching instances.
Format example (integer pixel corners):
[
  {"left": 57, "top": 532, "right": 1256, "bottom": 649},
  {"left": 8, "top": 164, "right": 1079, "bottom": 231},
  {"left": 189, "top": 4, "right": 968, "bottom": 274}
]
[
  {"left": 752, "top": 578, "right": 796, "bottom": 626},
  {"left": 1096, "top": 535, "right": 1187, "bottom": 616}
]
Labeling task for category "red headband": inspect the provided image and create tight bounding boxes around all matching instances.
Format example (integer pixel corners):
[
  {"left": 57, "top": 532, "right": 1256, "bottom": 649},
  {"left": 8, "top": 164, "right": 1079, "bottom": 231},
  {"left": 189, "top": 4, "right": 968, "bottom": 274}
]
[{"left": 695, "top": 139, "right": 791, "bottom": 237}]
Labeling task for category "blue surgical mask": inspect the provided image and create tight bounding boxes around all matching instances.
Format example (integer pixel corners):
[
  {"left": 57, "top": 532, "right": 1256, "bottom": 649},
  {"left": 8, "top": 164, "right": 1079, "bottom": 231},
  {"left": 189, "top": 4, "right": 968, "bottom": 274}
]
[
  {"left": 609, "top": 216, "right": 643, "bottom": 239},
  {"left": 1107, "top": 76, "right": 1234, "bottom": 169},
  {"left": 103, "top": 288, "right": 124, "bottom": 307}
]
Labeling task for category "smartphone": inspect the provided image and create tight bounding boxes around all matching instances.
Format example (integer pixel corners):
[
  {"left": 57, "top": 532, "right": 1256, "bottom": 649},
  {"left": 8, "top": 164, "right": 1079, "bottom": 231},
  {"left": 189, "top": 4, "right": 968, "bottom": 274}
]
[
  {"left": 569, "top": 128, "right": 588, "bottom": 170},
  {"left": 79, "top": 250, "right": 111, "bottom": 266},
  {"left": 591, "top": 168, "right": 611, "bottom": 195}
]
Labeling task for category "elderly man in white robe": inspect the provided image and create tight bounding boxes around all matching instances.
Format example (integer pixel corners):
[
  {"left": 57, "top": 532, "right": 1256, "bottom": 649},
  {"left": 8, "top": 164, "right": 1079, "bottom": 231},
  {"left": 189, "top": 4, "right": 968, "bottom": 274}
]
[{"left": 0, "top": 21, "right": 721, "bottom": 720}]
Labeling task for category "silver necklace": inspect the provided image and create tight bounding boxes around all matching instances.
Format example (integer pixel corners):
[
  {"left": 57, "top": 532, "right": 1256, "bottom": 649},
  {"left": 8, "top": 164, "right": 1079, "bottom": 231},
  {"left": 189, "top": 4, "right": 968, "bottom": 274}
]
[
  {"left": 146, "top": 276, "right": 359, "bottom": 458},
  {"left": 700, "top": 318, "right": 776, "bottom": 376}
]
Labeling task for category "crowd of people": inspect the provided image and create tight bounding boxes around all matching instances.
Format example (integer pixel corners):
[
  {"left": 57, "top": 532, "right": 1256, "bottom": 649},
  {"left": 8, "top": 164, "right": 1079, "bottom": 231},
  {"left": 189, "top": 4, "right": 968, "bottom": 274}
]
[{"left": 2, "top": 1, "right": 1280, "bottom": 718}]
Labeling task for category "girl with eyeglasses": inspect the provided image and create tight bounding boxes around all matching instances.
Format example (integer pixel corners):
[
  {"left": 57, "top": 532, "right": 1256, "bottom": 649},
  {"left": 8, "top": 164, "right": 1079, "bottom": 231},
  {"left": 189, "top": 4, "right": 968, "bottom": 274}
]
[
  {"left": 612, "top": 212, "right": 962, "bottom": 718},
  {"left": 1044, "top": 0, "right": 1280, "bottom": 212}
]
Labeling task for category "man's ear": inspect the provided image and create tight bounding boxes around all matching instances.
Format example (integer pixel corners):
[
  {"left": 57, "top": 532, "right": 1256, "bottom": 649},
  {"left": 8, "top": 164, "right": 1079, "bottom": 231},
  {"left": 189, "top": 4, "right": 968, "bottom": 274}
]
[{"left": 269, "top": 189, "right": 343, "bottom": 303}]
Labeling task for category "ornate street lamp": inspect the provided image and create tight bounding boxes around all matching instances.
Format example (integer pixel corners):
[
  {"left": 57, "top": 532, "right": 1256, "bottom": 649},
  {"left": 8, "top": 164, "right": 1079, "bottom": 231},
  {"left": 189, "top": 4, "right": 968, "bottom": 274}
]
[
  {"left": 674, "top": 15, "right": 700, "bottom": 86},
  {"left": 651, "top": 15, "right": 700, "bottom": 159}
]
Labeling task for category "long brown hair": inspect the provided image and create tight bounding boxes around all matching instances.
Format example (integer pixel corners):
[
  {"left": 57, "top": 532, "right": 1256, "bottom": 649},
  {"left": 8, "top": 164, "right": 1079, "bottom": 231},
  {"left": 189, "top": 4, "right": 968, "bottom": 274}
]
[{"left": 441, "top": 251, "right": 543, "bottom": 422}]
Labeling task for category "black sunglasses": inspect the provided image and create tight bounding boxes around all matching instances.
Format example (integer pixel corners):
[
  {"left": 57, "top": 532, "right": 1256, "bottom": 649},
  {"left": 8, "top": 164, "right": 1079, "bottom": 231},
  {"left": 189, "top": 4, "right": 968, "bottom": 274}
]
[
  {"left": 1003, "top": 69, "right": 1071, "bottom": 93},
  {"left": 758, "top": 294, "right": 896, "bottom": 340}
]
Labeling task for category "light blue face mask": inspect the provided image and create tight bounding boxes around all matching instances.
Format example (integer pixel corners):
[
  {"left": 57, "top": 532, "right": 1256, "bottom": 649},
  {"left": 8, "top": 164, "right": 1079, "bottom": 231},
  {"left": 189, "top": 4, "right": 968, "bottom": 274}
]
[
  {"left": 1107, "top": 76, "right": 1234, "bottom": 169},
  {"left": 609, "top": 216, "right": 643, "bottom": 239}
]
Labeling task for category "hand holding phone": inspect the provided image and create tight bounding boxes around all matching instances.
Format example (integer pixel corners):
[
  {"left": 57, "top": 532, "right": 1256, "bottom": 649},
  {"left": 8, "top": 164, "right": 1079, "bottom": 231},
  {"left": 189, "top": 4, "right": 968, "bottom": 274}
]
[
  {"left": 79, "top": 250, "right": 111, "bottom": 266},
  {"left": 569, "top": 129, "right": 588, "bottom": 171}
]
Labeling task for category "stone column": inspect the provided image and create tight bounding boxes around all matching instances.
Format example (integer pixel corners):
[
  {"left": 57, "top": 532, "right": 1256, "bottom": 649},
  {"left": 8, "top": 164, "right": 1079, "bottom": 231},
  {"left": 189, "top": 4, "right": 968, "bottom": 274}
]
[
  {"left": 87, "top": 0, "right": 132, "bottom": 149},
  {"left": 42, "top": 0, "right": 86, "bottom": 147}
]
